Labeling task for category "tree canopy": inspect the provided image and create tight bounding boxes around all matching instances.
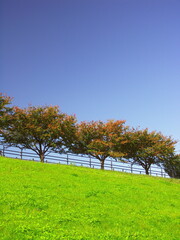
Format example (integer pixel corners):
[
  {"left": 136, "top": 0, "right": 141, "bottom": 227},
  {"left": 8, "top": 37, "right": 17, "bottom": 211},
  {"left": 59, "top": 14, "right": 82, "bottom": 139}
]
[
  {"left": 0, "top": 93, "right": 178, "bottom": 177},
  {"left": 121, "top": 128, "right": 176, "bottom": 174},
  {"left": 0, "top": 93, "right": 13, "bottom": 133},
  {"left": 1, "top": 105, "right": 77, "bottom": 162},
  {"left": 162, "top": 154, "right": 180, "bottom": 179},
  {"left": 70, "top": 120, "right": 128, "bottom": 169}
]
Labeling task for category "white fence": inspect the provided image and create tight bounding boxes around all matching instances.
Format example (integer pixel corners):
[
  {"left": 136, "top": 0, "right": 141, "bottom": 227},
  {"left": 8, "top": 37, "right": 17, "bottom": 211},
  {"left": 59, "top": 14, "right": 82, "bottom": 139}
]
[{"left": 0, "top": 144, "right": 169, "bottom": 178}]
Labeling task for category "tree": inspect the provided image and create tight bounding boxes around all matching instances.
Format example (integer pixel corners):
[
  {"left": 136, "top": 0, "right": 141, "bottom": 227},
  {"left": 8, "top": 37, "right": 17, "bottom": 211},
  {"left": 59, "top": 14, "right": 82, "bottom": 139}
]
[
  {"left": 162, "top": 154, "right": 180, "bottom": 179},
  {"left": 71, "top": 120, "right": 127, "bottom": 170},
  {"left": 1, "top": 105, "right": 77, "bottom": 162},
  {"left": 0, "top": 93, "right": 13, "bottom": 132},
  {"left": 122, "top": 128, "right": 176, "bottom": 175}
]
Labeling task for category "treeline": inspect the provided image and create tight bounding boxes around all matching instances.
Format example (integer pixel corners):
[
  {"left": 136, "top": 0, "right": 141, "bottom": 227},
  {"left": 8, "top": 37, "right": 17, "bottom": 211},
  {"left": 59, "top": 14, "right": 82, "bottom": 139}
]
[{"left": 0, "top": 93, "right": 179, "bottom": 178}]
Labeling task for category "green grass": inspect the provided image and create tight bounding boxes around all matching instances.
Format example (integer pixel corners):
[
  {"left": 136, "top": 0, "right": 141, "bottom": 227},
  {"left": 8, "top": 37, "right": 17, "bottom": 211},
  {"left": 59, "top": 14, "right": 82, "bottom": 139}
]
[{"left": 0, "top": 157, "right": 179, "bottom": 240}]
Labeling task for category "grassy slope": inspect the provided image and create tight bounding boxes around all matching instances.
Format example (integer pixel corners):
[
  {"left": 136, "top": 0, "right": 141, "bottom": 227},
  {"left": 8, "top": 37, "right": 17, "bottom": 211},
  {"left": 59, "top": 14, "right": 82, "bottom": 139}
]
[{"left": 0, "top": 157, "right": 179, "bottom": 240}]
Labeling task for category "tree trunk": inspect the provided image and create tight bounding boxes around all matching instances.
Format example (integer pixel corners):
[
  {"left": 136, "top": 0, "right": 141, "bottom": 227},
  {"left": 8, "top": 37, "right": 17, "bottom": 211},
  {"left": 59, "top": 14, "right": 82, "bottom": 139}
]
[
  {"left": 100, "top": 159, "right": 105, "bottom": 170},
  {"left": 39, "top": 152, "right": 45, "bottom": 163},
  {"left": 145, "top": 167, "right": 149, "bottom": 175}
]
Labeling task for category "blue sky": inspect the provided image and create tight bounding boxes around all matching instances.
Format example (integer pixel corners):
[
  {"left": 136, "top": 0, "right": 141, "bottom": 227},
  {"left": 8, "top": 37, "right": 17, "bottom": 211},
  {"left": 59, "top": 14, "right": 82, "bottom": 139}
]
[{"left": 1, "top": 0, "right": 180, "bottom": 152}]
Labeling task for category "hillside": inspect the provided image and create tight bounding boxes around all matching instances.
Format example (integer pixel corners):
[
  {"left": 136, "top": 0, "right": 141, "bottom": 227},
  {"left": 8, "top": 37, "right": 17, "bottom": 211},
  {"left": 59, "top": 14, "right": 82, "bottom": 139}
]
[{"left": 0, "top": 156, "right": 179, "bottom": 240}]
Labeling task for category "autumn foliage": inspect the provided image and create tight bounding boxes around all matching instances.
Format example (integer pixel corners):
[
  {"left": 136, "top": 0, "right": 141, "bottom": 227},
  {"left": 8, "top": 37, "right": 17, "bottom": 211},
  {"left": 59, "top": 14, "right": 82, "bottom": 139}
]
[
  {"left": 121, "top": 128, "right": 177, "bottom": 174},
  {"left": 0, "top": 93, "right": 178, "bottom": 177},
  {"left": 0, "top": 93, "right": 13, "bottom": 132},
  {"left": 70, "top": 120, "right": 128, "bottom": 169},
  {"left": 1, "top": 105, "right": 76, "bottom": 162},
  {"left": 162, "top": 154, "right": 180, "bottom": 179}
]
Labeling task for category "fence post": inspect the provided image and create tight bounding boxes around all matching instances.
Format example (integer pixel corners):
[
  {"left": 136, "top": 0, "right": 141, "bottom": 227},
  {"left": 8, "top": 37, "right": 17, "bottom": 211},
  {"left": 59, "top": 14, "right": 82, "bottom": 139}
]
[
  {"left": 89, "top": 157, "right": 91, "bottom": 168},
  {"left": 20, "top": 148, "right": 23, "bottom": 159},
  {"left": 3, "top": 145, "right": 5, "bottom": 156},
  {"left": 131, "top": 163, "right": 133, "bottom": 173},
  {"left": 161, "top": 167, "right": 163, "bottom": 177},
  {"left": 67, "top": 154, "right": 69, "bottom": 165}
]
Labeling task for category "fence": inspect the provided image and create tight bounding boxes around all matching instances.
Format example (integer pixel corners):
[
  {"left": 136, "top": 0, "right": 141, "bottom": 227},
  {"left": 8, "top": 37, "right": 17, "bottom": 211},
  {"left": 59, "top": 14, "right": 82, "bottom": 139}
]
[{"left": 0, "top": 144, "right": 169, "bottom": 178}]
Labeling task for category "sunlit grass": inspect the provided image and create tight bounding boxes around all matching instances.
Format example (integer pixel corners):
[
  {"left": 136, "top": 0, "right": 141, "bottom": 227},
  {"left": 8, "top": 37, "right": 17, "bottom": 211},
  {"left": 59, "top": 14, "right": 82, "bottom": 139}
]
[{"left": 0, "top": 156, "right": 179, "bottom": 239}]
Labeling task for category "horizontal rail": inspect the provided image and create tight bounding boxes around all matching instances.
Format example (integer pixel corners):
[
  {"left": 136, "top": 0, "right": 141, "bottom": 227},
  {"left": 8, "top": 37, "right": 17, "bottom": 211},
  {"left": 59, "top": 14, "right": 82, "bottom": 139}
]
[{"left": 0, "top": 145, "right": 169, "bottom": 178}]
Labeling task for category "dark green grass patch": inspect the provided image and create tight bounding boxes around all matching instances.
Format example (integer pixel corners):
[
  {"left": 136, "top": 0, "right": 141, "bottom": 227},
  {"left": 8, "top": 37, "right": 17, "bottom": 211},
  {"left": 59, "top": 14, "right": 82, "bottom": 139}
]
[{"left": 0, "top": 157, "right": 179, "bottom": 239}]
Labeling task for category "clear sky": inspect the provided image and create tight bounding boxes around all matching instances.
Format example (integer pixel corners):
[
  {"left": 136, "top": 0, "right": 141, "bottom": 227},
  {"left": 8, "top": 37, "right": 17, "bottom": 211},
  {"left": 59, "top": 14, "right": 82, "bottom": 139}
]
[{"left": 1, "top": 0, "right": 180, "bottom": 152}]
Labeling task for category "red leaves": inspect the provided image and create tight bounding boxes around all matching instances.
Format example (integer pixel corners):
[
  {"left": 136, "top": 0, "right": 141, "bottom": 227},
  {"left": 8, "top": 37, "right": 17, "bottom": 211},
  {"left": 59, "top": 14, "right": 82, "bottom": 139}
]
[
  {"left": 122, "top": 128, "right": 177, "bottom": 174},
  {"left": 1, "top": 94, "right": 177, "bottom": 170},
  {"left": 1, "top": 105, "right": 77, "bottom": 162},
  {"left": 73, "top": 120, "right": 128, "bottom": 161}
]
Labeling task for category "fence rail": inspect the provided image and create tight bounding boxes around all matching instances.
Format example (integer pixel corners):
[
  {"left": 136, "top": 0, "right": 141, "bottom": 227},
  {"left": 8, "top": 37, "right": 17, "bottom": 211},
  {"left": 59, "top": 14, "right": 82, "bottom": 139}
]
[{"left": 0, "top": 144, "right": 169, "bottom": 178}]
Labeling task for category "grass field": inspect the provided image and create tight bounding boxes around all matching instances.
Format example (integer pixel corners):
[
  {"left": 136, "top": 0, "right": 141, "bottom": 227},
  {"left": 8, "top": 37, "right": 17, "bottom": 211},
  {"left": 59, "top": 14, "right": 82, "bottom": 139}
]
[{"left": 0, "top": 156, "right": 179, "bottom": 240}]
